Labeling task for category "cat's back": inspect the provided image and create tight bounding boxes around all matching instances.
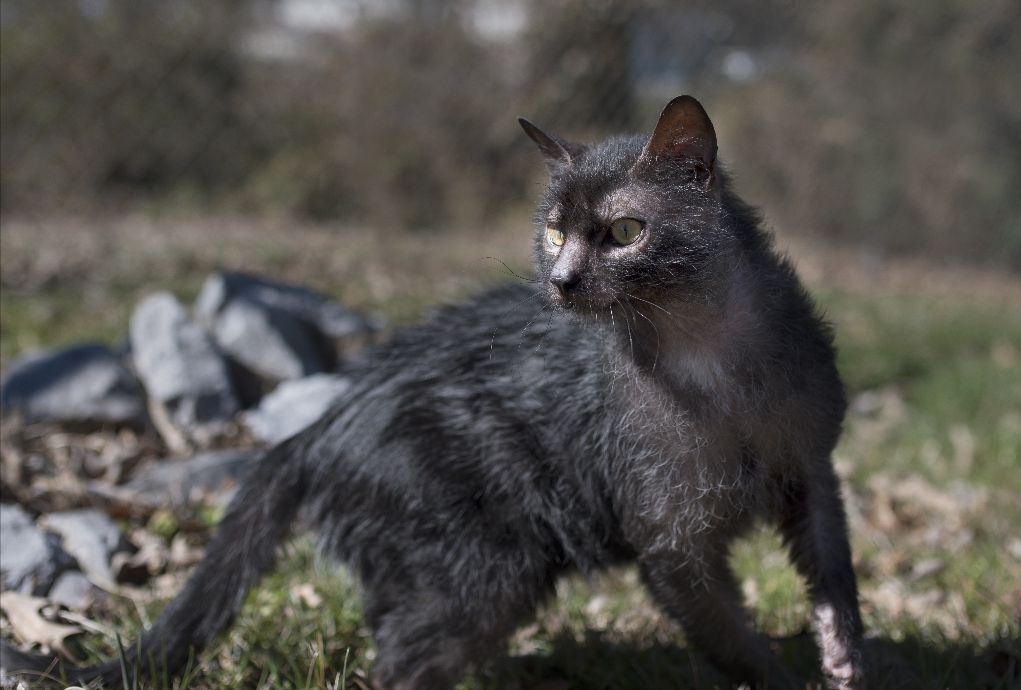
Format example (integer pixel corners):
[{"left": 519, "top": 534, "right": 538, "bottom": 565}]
[
  {"left": 314, "top": 281, "right": 613, "bottom": 463},
  {"left": 307, "top": 281, "right": 628, "bottom": 569},
  {"left": 354, "top": 281, "right": 599, "bottom": 384}
]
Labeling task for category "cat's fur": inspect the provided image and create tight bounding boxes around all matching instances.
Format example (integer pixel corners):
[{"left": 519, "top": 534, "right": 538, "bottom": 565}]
[{"left": 1, "top": 96, "right": 865, "bottom": 689}]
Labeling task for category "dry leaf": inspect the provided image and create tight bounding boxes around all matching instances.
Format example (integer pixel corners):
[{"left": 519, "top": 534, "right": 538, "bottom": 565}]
[
  {"left": 0, "top": 591, "right": 83, "bottom": 660},
  {"left": 291, "top": 582, "right": 322, "bottom": 608},
  {"left": 169, "top": 533, "right": 204, "bottom": 568}
]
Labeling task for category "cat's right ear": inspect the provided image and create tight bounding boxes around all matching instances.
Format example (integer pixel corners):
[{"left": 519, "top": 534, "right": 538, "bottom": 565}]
[
  {"left": 633, "top": 95, "right": 718, "bottom": 188},
  {"left": 518, "top": 118, "right": 577, "bottom": 173}
]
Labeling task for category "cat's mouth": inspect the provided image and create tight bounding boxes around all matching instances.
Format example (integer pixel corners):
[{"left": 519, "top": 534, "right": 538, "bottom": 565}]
[{"left": 545, "top": 286, "right": 615, "bottom": 317}]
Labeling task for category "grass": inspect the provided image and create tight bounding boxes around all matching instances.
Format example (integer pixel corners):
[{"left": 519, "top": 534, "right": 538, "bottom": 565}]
[{"left": 1, "top": 215, "right": 1019, "bottom": 688}]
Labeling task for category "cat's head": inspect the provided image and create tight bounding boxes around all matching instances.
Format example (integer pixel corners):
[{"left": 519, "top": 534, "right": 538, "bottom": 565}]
[{"left": 521, "top": 96, "right": 737, "bottom": 317}]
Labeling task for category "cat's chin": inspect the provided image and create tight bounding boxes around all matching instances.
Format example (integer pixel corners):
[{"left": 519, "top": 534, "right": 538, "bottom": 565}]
[{"left": 545, "top": 294, "right": 615, "bottom": 320}]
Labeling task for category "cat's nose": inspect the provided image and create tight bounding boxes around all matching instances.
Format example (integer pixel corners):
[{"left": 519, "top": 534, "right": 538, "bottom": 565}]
[{"left": 550, "top": 269, "right": 581, "bottom": 296}]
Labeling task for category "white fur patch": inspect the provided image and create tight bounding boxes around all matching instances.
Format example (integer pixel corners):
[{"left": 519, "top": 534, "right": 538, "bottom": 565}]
[{"left": 814, "top": 603, "right": 862, "bottom": 688}]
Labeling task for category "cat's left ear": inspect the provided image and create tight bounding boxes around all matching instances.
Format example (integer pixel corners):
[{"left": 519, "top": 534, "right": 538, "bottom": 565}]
[
  {"left": 633, "top": 95, "right": 717, "bottom": 189},
  {"left": 518, "top": 118, "right": 581, "bottom": 172}
]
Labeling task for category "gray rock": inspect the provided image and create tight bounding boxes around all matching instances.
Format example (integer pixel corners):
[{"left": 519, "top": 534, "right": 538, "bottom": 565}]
[
  {"left": 47, "top": 570, "right": 96, "bottom": 610},
  {"left": 195, "top": 271, "right": 380, "bottom": 343},
  {"left": 129, "top": 292, "right": 240, "bottom": 434},
  {"left": 0, "top": 343, "right": 147, "bottom": 426},
  {"left": 0, "top": 504, "right": 73, "bottom": 595},
  {"left": 200, "top": 295, "right": 335, "bottom": 382},
  {"left": 121, "top": 448, "right": 257, "bottom": 507},
  {"left": 243, "top": 373, "right": 350, "bottom": 443},
  {"left": 39, "top": 509, "right": 134, "bottom": 590}
]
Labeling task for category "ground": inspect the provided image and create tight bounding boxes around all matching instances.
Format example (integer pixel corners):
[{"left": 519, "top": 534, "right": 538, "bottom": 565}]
[{"left": 1, "top": 214, "right": 1019, "bottom": 689}]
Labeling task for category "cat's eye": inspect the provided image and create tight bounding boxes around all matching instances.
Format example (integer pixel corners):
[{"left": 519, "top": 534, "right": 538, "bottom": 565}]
[
  {"left": 609, "top": 218, "right": 643, "bottom": 245},
  {"left": 546, "top": 226, "right": 565, "bottom": 247}
]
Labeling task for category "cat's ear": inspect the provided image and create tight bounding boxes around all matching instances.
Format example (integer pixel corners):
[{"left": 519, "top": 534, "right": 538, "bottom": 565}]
[
  {"left": 518, "top": 118, "right": 580, "bottom": 172},
  {"left": 634, "top": 95, "right": 717, "bottom": 188}
]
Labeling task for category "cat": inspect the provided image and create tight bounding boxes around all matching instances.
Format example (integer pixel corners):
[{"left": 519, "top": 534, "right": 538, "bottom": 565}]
[{"left": 1, "top": 95, "right": 865, "bottom": 690}]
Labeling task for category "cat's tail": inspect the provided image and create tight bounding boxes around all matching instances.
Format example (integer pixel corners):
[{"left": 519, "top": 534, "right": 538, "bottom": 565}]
[{"left": 1, "top": 429, "right": 316, "bottom": 688}]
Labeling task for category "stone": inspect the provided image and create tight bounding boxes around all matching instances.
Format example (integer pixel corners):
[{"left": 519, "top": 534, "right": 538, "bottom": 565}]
[
  {"left": 243, "top": 373, "right": 350, "bottom": 443},
  {"left": 200, "top": 295, "right": 335, "bottom": 382},
  {"left": 0, "top": 504, "right": 73, "bottom": 595},
  {"left": 47, "top": 571, "right": 96, "bottom": 610},
  {"left": 129, "top": 292, "right": 240, "bottom": 435},
  {"left": 0, "top": 343, "right": 147, "bottom": 426},
  {"left": 39, "top": 509, "right": 134, "bottom": 590},
  {"left": 121, "top": 448, "right": 257, "bottom": 507},
  {"left": 195, "top": 270, "right": 380, "bottom": 343}
]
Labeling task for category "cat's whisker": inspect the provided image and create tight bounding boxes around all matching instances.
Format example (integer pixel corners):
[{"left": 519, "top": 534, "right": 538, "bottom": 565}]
[
  {"left": 607, "top": 301, "right": 623, "bottom": 390},
  {"left": 491, "top": 289, "right": 545, "bottom": 358},
  {"left": 533, "top": 304, "right": 557, "bottom": 353},
  {"left": 517, "top": 302, "right": 553, "bottom": 349},
  {"left": 627, "top": 293, "right": 673, "bottom": 317},
  {"left": 613, "top": 297, "right": 635, "bottom": 362},
  {"left": 499, "top": 286, "right": 545, "bottom": 315},
  {"left": 625, "top": 300, "right": 660, "bottom": 374},
  {"left": 481, "top": 256, "right": 540, "bottom": 284},
  {"left": 545, "top": 309, "right": 559, "bottom": 371}
]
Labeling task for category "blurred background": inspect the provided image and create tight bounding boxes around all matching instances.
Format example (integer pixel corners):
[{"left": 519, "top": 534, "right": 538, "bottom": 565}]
[
  {"left": 2, "top": 0, "right": 1019, "bottom": 259},
  {"left": 1, "top": 2, "right": 1019, "bottom": 688}
]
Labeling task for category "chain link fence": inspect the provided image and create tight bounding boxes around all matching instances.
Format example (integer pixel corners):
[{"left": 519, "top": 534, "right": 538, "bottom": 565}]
[{"left": 2, "top": 0, "right": 1019, "bottom": 266}]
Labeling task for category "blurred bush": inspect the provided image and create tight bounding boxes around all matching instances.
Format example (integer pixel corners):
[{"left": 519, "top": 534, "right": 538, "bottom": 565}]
[
  {"left": 1, "top": 0, "right": 1018, "bottom": 267},
  {"left": 0, "top": 1, "right": 265, "bottom": 208},
  {"left": 703, "top": 0, "right": 1021, "bottom": 268},
  {"left": 239, "top": 14, "right": 527, "bottom": 226}
]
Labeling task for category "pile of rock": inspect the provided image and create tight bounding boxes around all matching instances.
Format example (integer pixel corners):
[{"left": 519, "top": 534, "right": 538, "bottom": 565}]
[
  {"left": 1, "top": 271, "right": 381, "bottom": 448},
  {"left": 1, "top": 504, "right": 129, "bottom": 609},
  {"left": 0, "top": 271, "right": 382, "bottom": 616}
]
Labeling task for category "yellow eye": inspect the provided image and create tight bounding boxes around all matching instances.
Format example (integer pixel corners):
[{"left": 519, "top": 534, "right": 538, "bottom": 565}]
[
  {"left": 546, "top": 226, "right": 565, "bottom": 247},
  {"left": 610, "top": 218, "right": 643, "bottom": 245}
]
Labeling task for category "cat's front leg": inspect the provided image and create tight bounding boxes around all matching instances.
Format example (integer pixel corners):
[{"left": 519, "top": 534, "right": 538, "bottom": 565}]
[
  {"left": 779, "top": 461, "right": 866, "bottom": 690},
  {"left": 640, "top": 549, "right": 802, "bottom": 689}
]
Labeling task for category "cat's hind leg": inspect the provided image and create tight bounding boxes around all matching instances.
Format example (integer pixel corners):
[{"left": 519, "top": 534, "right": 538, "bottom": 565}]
[
  {"left": 361, "top": 541, "right": 554, "bottom": 690},
  {"left": 366, "top": 588, "right": 526, "bottom": 690}
]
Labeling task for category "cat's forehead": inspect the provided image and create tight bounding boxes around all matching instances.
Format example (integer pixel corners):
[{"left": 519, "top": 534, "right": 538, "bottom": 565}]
[{"left": 545, "top": 135, "right": 645, "bottom": 216}]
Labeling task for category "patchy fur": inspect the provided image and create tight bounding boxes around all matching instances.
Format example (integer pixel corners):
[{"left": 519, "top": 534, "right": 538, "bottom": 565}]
[{"left": 1, "top": 96, "right": 864, "bottom": 689}]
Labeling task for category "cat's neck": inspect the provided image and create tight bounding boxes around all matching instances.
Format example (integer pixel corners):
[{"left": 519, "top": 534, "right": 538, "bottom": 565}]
[{"left": 613, "top": 256, "right": 767, "bottom": 401}]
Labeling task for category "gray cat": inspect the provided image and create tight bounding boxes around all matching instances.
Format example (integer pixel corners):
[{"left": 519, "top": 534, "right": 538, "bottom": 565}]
[{"left": 1, "top": 96, "right": 865, "bottom": 689}]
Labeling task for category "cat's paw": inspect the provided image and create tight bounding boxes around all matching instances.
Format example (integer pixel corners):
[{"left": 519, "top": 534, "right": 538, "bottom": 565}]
[
  {"left": 823, "top": 657, "right": 862, "bottom": 690},
  {"left": 820, "top": 640, "right": 865, "bottom": 690},
  {"left": 815, "top": 604, "right": 866, "bottom": 690}
]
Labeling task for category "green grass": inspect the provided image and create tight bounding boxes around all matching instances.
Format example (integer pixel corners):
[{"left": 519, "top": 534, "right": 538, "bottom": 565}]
[
  {"left": 2, "top": 219, "right": 1019, "bottom": 688},
  {"left": 823, "top": 291, "right": 1021, "bottom": 487}
]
